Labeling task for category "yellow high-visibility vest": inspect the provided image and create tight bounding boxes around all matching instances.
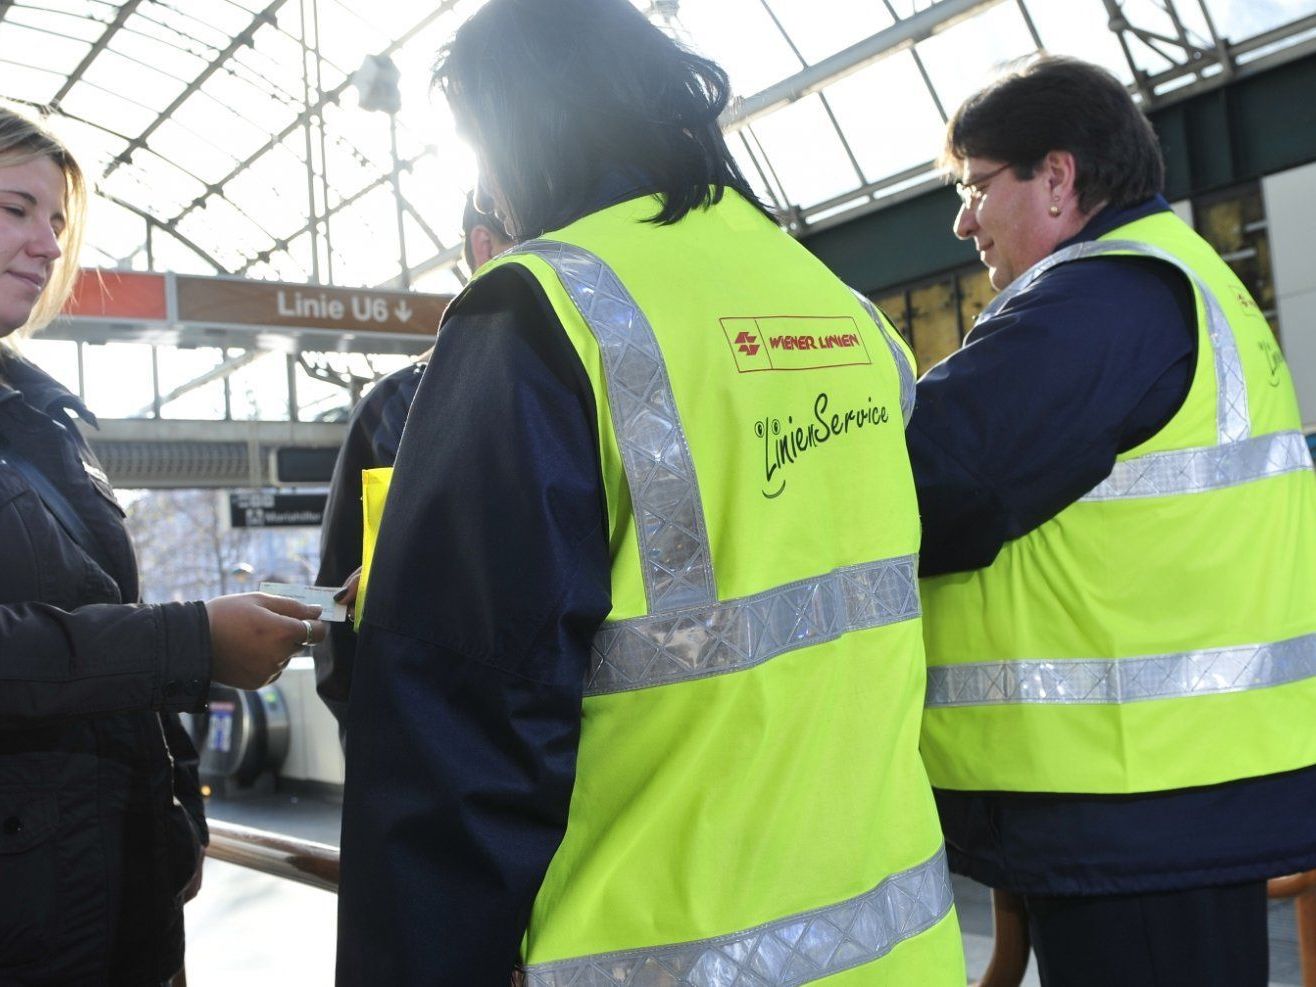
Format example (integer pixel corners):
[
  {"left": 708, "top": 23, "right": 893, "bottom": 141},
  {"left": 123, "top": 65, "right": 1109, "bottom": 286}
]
[
  {"left": 921, "top": 210, "right": 1316, "bottom": 795},
  {"left": 364, "top": 190, "right": 963, "bottom": 984}
]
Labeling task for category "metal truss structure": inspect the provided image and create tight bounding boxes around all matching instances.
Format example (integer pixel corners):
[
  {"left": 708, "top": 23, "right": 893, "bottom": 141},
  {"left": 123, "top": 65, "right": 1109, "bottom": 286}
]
[{"left": 2, "top": 0, "right": 1315, "bottom": 286}]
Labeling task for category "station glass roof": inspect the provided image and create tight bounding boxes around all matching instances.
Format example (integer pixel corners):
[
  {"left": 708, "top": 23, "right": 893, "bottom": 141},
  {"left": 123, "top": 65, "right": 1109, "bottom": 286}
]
[{"left": 2, "top": 0, "right": 1315, "bottom": 296}]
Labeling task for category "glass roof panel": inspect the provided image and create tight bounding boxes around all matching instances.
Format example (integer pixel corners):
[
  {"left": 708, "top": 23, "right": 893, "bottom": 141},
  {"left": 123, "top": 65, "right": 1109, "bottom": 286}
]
[
  {"left": 914, "top": 1, "right": 1040, "bottom": 117},
  {"left": 6, "top": 3, "right": 104, "bottom": 44},
  {"left": 754, "top": 0, "right": 895, "bottom": 66},
  {"left": 56, "top": 74, "right": 160, "bottom": 138},
  {"left": 1206, "top": 0, "right": 1316, "bottom": 42},
  {"left": 317, "top": 184, "right": 409, "bottom": 285},
  {"left": 139, "top": 117, "right": 242, "bottom": 188},
  {"left": 4, "top": 0, "right": 1315, "bottom": 291},
  {"left": 0, "top": 57, "right": 64, "bottom": 105},
  {"left": 728, "top": 133, "right": 782, "bottom": 209},
  {"left": 823, "top": 50, "right": 950, "bottom": 186},
  {"left": 672, "top": 0, "right": 802, "bottom": 97},
  {"left": 413, "top": 265, "right": 464, "bottom": 296},
  {"left": 0, "top": 18, "right": 92, "bottom": 76},
  {"left": 83, "top": 195, "right": 152, "bottom": 266},
  {"left": 745, "top": 94, "right": 864, "bottom": 207},
  {"left": 1017, "top": 0, "right": 1131, "bottom": 82},
  {"left": 109, "top": 21, "right": 214, "bottom": 82}
]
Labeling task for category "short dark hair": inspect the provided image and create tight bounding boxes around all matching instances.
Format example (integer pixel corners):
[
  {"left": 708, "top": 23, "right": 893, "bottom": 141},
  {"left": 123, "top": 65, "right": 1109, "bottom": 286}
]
[
  {"left": 460, "top": 191, "right": 511, "bottom": 270},
  {"left": 941, "top": 55, "right": 1164, "bottom": 212},
  {"left": 434, "top": 0, "right": 770, "bottom": 239}
]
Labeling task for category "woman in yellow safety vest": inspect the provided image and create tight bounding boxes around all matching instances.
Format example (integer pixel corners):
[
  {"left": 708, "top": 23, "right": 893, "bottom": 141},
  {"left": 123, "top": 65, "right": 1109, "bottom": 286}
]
[
  {"left": 911, "top": 55, "right": 1316, "bottom": 987},
  {"left": 334, "top": 0, "right": 965, "bottom": 983}
]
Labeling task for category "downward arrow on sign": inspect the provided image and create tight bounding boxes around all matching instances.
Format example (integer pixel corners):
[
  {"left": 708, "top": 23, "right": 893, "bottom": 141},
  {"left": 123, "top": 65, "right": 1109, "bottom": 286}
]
[{"left": 394, "top": 300, "right": 413, "bottom": 322}]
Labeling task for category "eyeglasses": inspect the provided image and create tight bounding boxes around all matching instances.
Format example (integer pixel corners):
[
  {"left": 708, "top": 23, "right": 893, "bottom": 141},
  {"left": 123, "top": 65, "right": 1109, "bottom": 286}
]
[{"left": 954, "top": 162, "right": 1012, "bottom": 210}]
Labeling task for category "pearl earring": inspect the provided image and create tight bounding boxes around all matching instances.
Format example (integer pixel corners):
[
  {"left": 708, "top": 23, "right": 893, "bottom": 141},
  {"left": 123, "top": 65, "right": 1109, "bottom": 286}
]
[{"left": 1048, "top": 203, "right": 1062, "bottom": 217}]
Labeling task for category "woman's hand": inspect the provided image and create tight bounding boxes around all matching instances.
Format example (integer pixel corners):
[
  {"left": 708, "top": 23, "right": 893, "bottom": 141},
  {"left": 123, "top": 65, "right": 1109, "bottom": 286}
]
[
  {"left": 205, "top": 593, "right": 326, "bottom": 690},
  {"left": 335, "top": 568, "right": 362, "bottom": 624}
]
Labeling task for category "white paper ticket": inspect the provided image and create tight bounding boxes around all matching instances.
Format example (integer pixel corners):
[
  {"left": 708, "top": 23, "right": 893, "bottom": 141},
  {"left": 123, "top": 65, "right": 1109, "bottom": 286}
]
[{"left": 258, "top": 582, "right": 348, "bottom": 623}]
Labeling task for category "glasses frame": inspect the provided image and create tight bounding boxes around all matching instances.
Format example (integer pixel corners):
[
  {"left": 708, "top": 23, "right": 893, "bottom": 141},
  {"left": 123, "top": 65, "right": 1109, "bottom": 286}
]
[{"left": 954, "top": 162, "right": 1013, "bottom": 211}]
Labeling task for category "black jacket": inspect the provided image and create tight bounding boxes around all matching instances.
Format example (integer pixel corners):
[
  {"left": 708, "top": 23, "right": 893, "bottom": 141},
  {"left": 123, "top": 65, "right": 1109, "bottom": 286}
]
[
  {"left": 0, "top": 353, "right": 211, "bottom": 985},
  {"left": 313, "top": 362, "right": 423, "bottom": 731}
]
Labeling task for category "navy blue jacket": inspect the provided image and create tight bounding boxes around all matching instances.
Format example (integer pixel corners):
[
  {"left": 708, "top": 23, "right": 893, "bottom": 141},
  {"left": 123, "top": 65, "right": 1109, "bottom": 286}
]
[
  {"left": 908, "top": 197, "right": 1316, "bottom": 895},
  {"left": 336, "top": 265, "right": 609, "bottom": 984}
]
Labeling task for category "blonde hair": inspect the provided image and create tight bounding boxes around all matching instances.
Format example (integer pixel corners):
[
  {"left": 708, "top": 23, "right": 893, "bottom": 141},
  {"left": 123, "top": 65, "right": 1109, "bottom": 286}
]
[{"left": 0, "top": 101, "right": 87, "bottom": 342}]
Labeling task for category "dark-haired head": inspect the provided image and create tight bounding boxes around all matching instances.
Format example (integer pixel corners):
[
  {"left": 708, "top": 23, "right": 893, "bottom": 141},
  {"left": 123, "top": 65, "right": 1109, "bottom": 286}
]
[
  {"left": 434, "top": 0, "right": 771, "bottom": 239},
  {"left": 941, "top": 55, "right": 1164, "bottom": 212}
]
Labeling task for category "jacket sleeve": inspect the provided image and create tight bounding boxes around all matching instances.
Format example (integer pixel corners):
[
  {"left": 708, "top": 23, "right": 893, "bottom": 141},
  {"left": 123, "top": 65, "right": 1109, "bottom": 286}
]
[
  {"left": 910, "top": 256, "right": 1196, "bottom": 577},
  {"left": 335, "top": 267, "right": 611, "bottom": 985},
  {"left": 0, "top": 599, "right": 211, "bottom": 729}
]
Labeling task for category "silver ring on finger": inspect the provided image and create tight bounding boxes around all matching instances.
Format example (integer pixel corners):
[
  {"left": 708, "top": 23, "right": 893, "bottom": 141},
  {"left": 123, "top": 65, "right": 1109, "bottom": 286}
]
[{"left": 300, "top": 618, "right": 315, "bottom": 647}]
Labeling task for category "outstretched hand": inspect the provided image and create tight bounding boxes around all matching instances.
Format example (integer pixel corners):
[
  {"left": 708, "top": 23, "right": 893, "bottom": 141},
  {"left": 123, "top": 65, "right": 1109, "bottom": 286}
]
[{"left": 205, "top": 593, "right": 326, "bottom": 690}]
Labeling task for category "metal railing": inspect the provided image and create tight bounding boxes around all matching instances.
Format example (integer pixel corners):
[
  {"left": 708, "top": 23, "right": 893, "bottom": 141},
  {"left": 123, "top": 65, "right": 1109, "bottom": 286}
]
[
  {"left": 172, "top": 821, "right": 338, "bottom": 987},
  {"left": 205, "top": 819, "right": 340, "bottom": 892}
]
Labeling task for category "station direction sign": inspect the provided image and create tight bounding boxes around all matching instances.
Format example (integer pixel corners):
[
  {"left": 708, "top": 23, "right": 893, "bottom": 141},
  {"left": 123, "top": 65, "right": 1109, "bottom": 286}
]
[
  {"left": 228, "top": 491, "right": 327, "bottom": 529},
  {"left": 52, "top": 269, "right": 451, "bottom": 355},
  {"left": 174, "top": 275, "right": 447, "bottom": 337}
]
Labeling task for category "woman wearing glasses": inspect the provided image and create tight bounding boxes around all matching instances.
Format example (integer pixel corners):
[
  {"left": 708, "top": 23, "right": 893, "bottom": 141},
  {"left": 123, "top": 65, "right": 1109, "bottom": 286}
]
[{"left": 910, "top": 56, "right": 1316, "bottom": 987}]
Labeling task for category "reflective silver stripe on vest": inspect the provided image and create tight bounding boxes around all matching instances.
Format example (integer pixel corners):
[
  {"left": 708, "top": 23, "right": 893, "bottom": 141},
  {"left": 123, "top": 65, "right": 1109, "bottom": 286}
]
[
  {"left": 926, "top": 631, "right": 1316, "bottom": 707},
  {"left": 854, "top": 291, "right": 915, "bottom": 426},
  {"left": 978, "top": 238, "right": 1250, "bottom": 445},
  {"left": 588, "top": 555, "right": 920, "bottom": 696},
  {"left": 1080, "top": 429, "right": 1313, "bottom": 501},
  {"left": 521, "top": 846, "right": 953, "bottom": 986},
  {"left": 510, "top": 240, "right": 718, "bottom": 612}
]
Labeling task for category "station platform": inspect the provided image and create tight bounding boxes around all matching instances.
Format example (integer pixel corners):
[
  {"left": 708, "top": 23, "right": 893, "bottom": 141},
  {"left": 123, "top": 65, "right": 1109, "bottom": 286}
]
[{"left": 183, "top": 790, "right": 1305, "bottom": 986}]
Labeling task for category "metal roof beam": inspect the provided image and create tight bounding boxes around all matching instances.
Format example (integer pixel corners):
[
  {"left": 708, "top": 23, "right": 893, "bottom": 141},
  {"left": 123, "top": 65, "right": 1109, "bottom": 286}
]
[
  {"left": 51, "top": 0, "right": 145, "bottom": 108},
  {"left": 162, "top": 0, "right": 464, "bottom": 231},
  {"left": 132, "top": 349, "right": 263, "bottom": 419},
  {"left": 379, "top": 244, "right": 462, "bottom": 291},
  {"left": 881, "top": 0, "right": 949, "bottom": 122},
  {"left": 801, "top": 11, "right": 1316, "bottom": 239},
  {"left": 756, "top": 0, "right": 867, "bottom": 187},
  {"left": 44, "top": 105, "right": 287, "bottom": 257},
  {"left": 1192, "top": 0, "right": 1233, "bottom": 80},
  {"left": 720, "top": 0, "right": 1005, "bottom": 133},
  {"left": 101, "top": 193, "right": 231, "bottom": 273},
  {"left": 235, "top": 149, "right": 436, "bottom": 276},
  {"left": 1103, "top": 0, "right": 1157, "bottom": 105},
  {"left": 106, "top": 0, "right": 288, "bottom": 178}
]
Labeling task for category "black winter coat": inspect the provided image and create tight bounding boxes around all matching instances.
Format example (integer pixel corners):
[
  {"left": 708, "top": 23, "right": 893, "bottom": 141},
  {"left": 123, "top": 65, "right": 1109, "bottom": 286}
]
[{"left": 0, "top": 354, "right": 211, "bottom": 985}]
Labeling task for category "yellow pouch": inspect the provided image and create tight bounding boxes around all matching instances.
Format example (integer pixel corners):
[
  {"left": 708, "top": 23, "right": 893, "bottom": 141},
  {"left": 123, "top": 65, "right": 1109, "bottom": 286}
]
[{"left": 355, "top": 466, "right": 394, "bottom": 630}]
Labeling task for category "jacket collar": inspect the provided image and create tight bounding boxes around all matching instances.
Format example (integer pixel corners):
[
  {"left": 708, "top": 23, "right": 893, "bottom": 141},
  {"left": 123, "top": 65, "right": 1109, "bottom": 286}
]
[
  {"left": 1058, "top": 194, "right": 1173, "bottom": 250},
  {"left": 538, "top": 170, "right": 661, "bottom": 237},
  {"left": 0, "top": 351, "right": 99, "bottom": 428}
]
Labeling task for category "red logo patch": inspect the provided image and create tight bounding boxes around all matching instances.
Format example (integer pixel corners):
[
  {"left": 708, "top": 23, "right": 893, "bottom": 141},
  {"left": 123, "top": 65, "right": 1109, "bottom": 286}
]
[
  {"left": 734, "top": 331, "right": 760, "bottom": 356},
  {"left": 722, "top": 316, "right": 872, "bottom": 373}
]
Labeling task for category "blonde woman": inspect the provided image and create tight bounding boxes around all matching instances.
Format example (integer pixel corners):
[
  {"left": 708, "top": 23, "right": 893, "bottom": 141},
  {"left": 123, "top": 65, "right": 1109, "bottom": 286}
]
[{"left": 0, "top": 104, "right": 325, "bottom": 985}]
